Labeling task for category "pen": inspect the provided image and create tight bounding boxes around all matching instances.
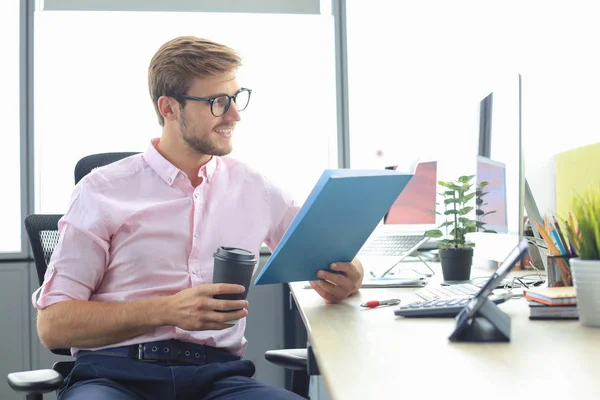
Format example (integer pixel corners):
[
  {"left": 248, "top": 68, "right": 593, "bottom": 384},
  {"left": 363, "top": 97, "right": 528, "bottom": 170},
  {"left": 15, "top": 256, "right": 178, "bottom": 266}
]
[
  {"left": 552, "top": 216, "right": 570, "bottom": 255},
  {"left": 551, "top": 228, "right": 567, "bottom": 255},
  {"left": 360, "top": 299, "right": 401, "bottom": 308}
]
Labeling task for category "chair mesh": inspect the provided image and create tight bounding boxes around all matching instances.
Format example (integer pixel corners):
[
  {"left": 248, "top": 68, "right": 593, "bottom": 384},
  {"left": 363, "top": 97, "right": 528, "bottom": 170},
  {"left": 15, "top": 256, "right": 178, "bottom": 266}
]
[{"left": 40, "top": 230, "right": 61, "bottom": 267}]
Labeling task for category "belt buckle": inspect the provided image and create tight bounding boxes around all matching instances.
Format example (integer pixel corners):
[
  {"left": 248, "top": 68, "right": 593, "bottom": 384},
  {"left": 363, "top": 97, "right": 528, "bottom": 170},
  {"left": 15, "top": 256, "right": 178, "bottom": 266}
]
[{"left": 138, "top": 343, "right": 160, "bottom": 363}]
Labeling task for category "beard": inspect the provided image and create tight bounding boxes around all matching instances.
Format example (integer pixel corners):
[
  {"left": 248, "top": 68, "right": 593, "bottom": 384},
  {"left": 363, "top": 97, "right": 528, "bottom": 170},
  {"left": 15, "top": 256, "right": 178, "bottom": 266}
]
[{"left": 180, "top": 110, "right": 232, "bottom": 157}]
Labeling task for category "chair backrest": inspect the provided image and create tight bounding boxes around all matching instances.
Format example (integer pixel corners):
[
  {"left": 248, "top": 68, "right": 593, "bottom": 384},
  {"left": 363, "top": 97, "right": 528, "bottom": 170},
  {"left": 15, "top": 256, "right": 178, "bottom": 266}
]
[
  {"left": 24, "top": 214, "right": 70, "bottom": 356},
  {"left": 24, "top": 214, "right": 64, "bottom": 287},
  {"left": 74, "top": 152, "right": 139, "bottom": 185}
]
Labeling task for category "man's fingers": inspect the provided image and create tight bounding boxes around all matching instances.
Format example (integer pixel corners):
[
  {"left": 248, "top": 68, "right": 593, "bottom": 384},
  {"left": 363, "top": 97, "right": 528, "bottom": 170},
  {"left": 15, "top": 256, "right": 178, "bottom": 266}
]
[
  {"left": 211, "top": 299, "right": 248, "bottom": 312},
  {"left": 209, "top": 283, "right": 246, "bottom": 296},
  {"left": 330, "top": 263, "right": 361, "bottom": 285},
  {"left": 309, "top": 281, "right": 337, "bottom": 303},
  {"left": 210, "top": 308, "right": 248, "bottom": 323},
  {"left": 317, "top": 268, "right": 358, "bottom": 294},
  {"left": 310, "top": 280, "right": 344, "bottom": 303}
]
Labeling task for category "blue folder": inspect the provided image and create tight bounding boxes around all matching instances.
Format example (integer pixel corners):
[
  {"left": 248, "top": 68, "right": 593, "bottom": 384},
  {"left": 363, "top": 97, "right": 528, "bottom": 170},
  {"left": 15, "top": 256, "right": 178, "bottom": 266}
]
[{"left": 254, "top": 169, "right": 413, "bottom": 285}]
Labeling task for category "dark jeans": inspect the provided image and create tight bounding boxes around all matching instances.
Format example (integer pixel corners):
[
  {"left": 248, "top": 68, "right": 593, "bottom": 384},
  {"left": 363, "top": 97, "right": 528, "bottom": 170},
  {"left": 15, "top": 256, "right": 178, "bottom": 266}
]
[{"left": 58, "top": 354, "right": 303, "bottom": 400}]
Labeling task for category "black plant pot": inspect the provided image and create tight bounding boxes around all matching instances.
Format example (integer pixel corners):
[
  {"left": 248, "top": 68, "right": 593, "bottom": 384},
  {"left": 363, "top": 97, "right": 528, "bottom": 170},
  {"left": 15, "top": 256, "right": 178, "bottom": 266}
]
[{"left": 439, "top": 248, "right": 474, "bottom": 281}]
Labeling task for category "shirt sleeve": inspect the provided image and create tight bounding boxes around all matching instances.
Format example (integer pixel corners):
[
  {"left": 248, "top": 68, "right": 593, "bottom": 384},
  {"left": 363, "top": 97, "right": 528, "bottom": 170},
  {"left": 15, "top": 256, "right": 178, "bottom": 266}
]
[
  {"left": 264, "top": 177, "right": 301, "bottom": 252},
  {"left": 31, "top": 181, "right": 111, "bottom": 310}
]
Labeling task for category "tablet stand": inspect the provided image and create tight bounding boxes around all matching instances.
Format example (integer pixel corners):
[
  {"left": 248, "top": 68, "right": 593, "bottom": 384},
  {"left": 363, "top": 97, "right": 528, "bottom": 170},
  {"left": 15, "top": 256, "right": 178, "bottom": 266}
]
[{"left": 449, "top": 298, "right": 511, "bottom": 342}]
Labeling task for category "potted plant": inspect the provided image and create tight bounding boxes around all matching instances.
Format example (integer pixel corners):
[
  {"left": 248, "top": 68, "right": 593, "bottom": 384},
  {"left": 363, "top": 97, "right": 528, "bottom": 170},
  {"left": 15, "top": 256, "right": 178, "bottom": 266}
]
[
  {"left": 425, "top": 175, "right": 495, "bottom": 281},
  {"left": 565, "top": 185, "right": 600, "bottom": 327}
]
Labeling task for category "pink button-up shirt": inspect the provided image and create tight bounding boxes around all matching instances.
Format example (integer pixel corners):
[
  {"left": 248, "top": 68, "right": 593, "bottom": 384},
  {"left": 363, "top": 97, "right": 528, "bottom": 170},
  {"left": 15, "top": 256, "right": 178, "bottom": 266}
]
[{"left": 32, "top": 139, "right": 300, "bottom": 357}]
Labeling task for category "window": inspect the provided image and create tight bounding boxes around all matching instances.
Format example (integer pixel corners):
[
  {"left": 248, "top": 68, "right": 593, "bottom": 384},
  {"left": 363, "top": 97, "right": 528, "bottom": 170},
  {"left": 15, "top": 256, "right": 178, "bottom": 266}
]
[
  {"left": 0, "top": 0, "right": 22, "bottom": 253},
  {"left": 35, "top": 11, "right": 338, "bottom": 212}
]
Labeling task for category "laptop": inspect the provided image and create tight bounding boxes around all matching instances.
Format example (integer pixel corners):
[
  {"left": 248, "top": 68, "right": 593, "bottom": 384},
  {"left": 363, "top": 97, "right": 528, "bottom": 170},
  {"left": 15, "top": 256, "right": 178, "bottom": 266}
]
[{"left": 358, "top": 160, "right": 439, "bottom": 277}]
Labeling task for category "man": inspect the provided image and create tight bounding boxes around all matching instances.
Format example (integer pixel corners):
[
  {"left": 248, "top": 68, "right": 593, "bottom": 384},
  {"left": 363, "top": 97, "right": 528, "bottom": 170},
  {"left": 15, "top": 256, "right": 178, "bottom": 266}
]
[{"left": 32, "top": 36, "right": 363, "bottom": 399}]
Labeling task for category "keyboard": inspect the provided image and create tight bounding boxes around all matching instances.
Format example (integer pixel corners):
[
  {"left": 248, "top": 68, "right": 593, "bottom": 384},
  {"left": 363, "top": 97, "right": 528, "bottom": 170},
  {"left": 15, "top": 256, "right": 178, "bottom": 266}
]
[
  {"left": 394, "top": 293, "right": 511, "bottom": 318},
  {"left": 358, "top": 235, "right": 427, "bottom": 257},
  {"left": 414, "top": 283, "right": 482, "bottom": 302}
]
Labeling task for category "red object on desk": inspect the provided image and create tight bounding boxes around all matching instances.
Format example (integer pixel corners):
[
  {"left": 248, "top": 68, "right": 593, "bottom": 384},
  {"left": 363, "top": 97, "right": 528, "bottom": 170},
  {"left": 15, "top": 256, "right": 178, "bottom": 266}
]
[{"left": 360, "top": 299, "right": 401, "bottom": 308}]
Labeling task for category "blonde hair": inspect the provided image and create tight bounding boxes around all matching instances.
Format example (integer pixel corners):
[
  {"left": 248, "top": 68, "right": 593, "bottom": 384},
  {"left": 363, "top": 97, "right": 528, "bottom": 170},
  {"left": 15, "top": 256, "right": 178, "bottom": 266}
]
[{"left": 148, "top": 36, "right": 242, "bottom": 126}]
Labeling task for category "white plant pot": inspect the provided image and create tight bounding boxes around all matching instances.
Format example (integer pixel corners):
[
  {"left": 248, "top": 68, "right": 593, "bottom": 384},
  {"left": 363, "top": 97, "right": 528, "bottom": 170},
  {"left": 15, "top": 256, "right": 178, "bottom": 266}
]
[{"left": 571, "top": 258, "right": 600, "bottom": 327}]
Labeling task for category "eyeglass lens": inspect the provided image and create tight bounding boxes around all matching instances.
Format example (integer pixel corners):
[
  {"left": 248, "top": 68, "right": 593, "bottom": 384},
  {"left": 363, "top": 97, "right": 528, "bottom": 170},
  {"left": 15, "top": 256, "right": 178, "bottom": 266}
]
[{"left": 212, "top": 89, "right": 250, "bottom": 116}]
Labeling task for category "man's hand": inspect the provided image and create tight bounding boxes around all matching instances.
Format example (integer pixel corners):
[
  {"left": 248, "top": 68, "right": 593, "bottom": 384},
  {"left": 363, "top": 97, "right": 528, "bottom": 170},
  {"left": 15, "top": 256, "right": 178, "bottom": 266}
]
[
  {"left": 165, "top": 284, "right": 249, "bottom": 331},
  {"left": 309, "top": 259, "right": 363, "bottom": 304}
]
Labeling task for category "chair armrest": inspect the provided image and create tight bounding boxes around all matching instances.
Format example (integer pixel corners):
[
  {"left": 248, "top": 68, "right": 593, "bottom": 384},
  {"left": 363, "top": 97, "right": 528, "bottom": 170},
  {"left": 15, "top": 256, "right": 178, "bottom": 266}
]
[
  {"left": 264, "top": 348, "right": 307, "bottom": 371},
  {"left": 7, "top": 369, "right": 64, "bottom": 395}
]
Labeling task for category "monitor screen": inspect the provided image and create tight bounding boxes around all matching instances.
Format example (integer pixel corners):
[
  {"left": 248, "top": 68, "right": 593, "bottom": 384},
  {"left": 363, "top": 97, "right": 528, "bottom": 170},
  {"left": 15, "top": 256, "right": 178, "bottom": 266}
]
[
  {"left": 384, "top": 161, "right": 437, "bottom": 225},
  {"left": 476, "top": 156, "right": 508, "bottom": 233},
  {"left": 476, "top": 74, "right": 523, "bottom": 238}
]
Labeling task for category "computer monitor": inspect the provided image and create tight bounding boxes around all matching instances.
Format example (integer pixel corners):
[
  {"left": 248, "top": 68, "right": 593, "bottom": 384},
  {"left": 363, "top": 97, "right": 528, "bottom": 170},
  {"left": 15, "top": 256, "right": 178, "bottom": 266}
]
[
  {"left": 476, "top": 156, "right": 508, "bottom": 234},
  {"left": 476, "top": 73, "right": 524, "bottom": 239},
  {"left": 478, "top": 92, "right": 493, "bottom": 158},
  {"left": 383, "top": 160, "right": 437, "bottom": 226}
]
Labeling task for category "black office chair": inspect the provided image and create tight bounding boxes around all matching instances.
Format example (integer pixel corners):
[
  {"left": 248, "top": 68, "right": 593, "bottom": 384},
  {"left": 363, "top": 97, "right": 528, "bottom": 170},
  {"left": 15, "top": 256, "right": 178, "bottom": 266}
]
[{"left": 7, "top": 152, "right": 312, "bottom": 398}]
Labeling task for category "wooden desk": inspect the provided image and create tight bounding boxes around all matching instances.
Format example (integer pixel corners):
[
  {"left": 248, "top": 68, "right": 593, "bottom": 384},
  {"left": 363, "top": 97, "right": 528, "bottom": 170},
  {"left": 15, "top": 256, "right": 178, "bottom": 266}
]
[{"left": 290, "top": 265, "right": 600, "bottom": 400}]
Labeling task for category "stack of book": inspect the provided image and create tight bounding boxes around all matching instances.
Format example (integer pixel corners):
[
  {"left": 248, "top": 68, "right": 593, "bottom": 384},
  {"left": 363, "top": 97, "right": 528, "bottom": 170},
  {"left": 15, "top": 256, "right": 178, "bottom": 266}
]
[{"left": 523, "top": 286, "right": 578, "bottom": 320}]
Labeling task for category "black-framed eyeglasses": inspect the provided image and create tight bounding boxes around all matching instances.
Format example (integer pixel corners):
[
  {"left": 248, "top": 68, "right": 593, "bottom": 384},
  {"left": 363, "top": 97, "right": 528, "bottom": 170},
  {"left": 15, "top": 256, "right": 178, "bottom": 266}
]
[{"left": 179, "top": 88, "right": 252, "bottom": 117}]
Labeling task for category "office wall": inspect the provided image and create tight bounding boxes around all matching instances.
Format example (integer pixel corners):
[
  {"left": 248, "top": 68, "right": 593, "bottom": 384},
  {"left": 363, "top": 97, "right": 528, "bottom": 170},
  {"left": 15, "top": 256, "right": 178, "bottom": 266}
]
[
  {"left": 523, "top": 70, "right": 600, "bottom": 216},
  {"left": 0, "top": 262, "right": 32, "bottom": 400}
]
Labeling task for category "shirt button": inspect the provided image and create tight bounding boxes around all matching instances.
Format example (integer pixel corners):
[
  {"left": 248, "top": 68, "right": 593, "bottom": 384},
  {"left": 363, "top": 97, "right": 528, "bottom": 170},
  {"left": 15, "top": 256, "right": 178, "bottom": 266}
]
[
  {"left": 179, "top": 173, "right": 185, "bottom": 179},
  {"left": 193, "top": 233, "right": 198, "bottom": 238},
  {"left": 167, "top": 177, "right": 172, "bottom": 183},
  {"left": 192, "top": 270, "right": 197, "bottom": 275},
  {"left": 193, "top": 193, "right": 199, "bottom": 199}
]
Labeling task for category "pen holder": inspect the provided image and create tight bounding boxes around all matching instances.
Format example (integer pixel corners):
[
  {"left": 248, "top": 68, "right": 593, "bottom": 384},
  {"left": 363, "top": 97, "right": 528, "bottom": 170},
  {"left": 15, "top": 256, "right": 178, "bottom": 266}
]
[{"left": 547, "top": 255, "right": 573, "bottom": 287}]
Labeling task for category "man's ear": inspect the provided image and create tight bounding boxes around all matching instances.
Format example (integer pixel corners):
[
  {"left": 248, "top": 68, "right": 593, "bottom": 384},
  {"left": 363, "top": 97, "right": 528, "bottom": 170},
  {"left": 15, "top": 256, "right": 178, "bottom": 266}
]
[{"left": 158, "top": 96, "right": 179, "bottom": 122}]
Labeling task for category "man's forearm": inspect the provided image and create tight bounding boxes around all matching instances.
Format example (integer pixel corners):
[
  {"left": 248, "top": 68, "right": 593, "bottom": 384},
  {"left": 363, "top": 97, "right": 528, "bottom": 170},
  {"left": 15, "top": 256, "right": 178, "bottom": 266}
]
[{"left": 37, "top": 297, "right": 170, "bottom": 350}]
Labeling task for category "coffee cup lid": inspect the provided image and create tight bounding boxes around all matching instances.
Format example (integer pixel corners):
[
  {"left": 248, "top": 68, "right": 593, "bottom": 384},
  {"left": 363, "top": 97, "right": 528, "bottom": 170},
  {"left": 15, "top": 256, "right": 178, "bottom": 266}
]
[{"left": 214, "top": 246, "right": 257, "bottom": 263}]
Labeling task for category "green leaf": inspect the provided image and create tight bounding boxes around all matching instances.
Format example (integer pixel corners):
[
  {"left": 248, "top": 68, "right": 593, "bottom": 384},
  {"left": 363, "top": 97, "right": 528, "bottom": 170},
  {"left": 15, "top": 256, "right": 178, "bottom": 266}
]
[
  {"left": 444, "top": 210, "right": 459, "bottom": 215},
  {"left": 438, "top": 221, "right": 454, "bottom": 228},
  {"left": 484, "top": 210, "right": 497, "bottom": 216},
  {"left": 458, "top": 217, "right": 471, "bottom": 224},
  {"left": 424, "top": 229, "right": 444, "bottom": 238},
  {"left": 465, "top": 225, "right": 477, "bottom": 233},
  {"left": 476, "top": 198, "right": 484, "bottom": 206},
  {"left": 437, "top": 239, "right": 452, "bottom": 249},
  {"left": 459, "top": 206, "right": 474, "bottom": 215},
  {"left": 444, "top": 198, "right": 459, "bottom": 205},
  {"left": 476, "top": 209, "right": 485, "bottom": 216},
  {"left": 478, "top": 181, "right": 489, "bottom": 188},
  {"left": 458, "top": 175, "right": 475, "bottom": 183},
  {"left": 463, "top": 192, "right": 476, "bottom": 202}
]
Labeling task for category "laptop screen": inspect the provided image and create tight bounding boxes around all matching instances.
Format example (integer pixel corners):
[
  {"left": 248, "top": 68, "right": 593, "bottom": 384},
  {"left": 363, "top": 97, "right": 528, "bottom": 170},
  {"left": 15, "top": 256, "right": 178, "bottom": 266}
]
[{"left": 383, "top": 161, "right": 437, "bottom": 225}]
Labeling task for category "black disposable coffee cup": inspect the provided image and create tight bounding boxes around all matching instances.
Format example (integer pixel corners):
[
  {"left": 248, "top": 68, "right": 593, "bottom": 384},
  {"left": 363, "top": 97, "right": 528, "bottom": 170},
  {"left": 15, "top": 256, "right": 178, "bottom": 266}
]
[{"left": 212, "top": 246, "right": 257, "bottom": 312}]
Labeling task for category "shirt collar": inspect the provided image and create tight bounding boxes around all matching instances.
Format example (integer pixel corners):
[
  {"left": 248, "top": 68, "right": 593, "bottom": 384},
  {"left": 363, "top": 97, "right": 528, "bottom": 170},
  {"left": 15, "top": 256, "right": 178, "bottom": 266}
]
[{"left": 143, "top": 138, "right": 218, "bottom": 186}]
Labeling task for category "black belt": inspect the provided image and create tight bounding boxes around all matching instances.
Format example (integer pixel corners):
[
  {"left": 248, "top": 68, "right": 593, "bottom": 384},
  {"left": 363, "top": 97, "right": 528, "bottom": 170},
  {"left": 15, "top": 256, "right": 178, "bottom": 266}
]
[{"left": 78, "top": 339, "right": 240, "bottom": 366}]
